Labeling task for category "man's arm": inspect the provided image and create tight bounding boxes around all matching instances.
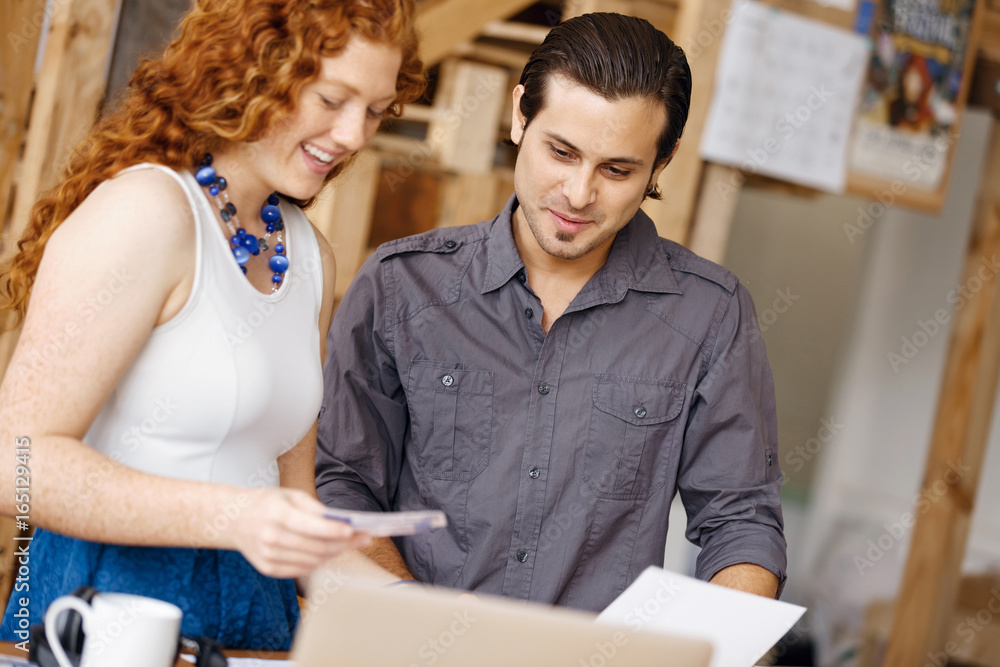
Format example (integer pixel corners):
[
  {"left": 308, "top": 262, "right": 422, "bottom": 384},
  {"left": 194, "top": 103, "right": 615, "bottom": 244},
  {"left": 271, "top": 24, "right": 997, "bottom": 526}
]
[
  {"left": 358, "top": 538, "right": 415, "bottom": 580},
  {"left": 677, "top": 283, "right": 787, "bottom": 596},
  {"left": 709, "top": 563, "right": 780, "bottom": 598},
  {"left": 315, "top": 254, "right": 413, "bottom": 581}
]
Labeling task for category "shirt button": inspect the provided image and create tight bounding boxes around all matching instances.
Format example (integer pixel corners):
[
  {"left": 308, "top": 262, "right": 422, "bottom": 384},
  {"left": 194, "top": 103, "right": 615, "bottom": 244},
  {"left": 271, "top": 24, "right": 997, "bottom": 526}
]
[
  {"left": 528, "top": 467, "right": 540, "bottom": 479},
  {"left": 516, "top": 550, "right": 528, "bottom": 563},
  {"left": 525, "top": 307, "right": 534, "bottom": 319},
  {"left": 441, "top": 374, "right": 455, "bottom": 387},
  {"left": 444, "top": 240, "right": 457, "bottom": 249},
  {"left": 537, "top": 383, "right": 550, "bottom": 395},
  {"left": 634, "top": 405, "right": 647, "bottom": 419},
  {"left": 517, "top": 270, "right": 527, "bottom": 284}
]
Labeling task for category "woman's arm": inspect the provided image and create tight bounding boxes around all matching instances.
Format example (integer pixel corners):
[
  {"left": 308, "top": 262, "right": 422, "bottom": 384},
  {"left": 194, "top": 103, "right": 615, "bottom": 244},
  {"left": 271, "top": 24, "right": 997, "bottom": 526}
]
[
  {"left": 277, "top": 222, "right": 339, "bottom": 497},
  {"left": 295, "top": 224, "right": 415, "bottom": 583},
  {"left": 0, "top": 170, "right": 360, "bottom": 578}
]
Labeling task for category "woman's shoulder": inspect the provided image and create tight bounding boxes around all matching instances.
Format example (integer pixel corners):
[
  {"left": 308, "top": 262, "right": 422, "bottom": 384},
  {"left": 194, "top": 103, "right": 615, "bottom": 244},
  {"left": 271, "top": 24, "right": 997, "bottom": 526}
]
[
  {"left": 75, "top": 165, "right": 193, "bottom": 232},
  {"left": 105, "top": 163, "right": 193, "bottom": 208},
  {"left": 50, "top": 164, "right": 196, "bottom": 266}
]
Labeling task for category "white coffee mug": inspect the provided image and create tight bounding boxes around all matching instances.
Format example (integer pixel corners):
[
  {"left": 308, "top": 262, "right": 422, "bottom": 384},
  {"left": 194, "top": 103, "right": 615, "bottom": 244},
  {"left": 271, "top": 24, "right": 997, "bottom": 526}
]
[{"left": 44, "top": 592, "right": 182, "bottom": 667}]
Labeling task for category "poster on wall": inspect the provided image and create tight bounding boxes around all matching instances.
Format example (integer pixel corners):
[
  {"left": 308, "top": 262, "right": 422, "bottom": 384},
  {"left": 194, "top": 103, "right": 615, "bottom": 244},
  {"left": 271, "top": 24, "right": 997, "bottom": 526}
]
[{"left": 848, "top": 0, "right": 981, "bottom": 191}]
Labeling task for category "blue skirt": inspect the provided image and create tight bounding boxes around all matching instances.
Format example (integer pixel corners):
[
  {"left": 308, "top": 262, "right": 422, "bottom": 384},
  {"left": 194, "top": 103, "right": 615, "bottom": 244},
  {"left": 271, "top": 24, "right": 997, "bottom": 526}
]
[{"left": 0, "top": 529, "right": 299, "bottom": 650}]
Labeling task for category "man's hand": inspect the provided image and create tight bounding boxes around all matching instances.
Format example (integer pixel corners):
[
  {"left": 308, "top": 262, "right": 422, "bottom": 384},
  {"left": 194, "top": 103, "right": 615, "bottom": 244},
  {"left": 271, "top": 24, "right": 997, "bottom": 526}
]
[{"left": 709, "top": 563, "right": 779, "bottom": 598}]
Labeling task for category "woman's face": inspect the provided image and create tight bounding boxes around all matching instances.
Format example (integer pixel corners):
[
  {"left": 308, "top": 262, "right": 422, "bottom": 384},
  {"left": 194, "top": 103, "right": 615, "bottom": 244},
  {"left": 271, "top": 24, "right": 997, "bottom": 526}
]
[
  {"left": 247, "top": 35, "right": 402, "bottom": 200},
  {"left": 902, "top": 67, "right": 924, "bottom": 103}
]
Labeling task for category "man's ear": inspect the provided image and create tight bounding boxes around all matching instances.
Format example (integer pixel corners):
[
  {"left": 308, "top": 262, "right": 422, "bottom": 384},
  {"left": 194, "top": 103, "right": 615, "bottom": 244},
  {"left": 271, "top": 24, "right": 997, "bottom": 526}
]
[
  {"left": 649, "top": 141, "right": 680, "bottom": 181},
  {"left": 510, "top": 84, "right": 527, "bottom": 145},
  {"left": 650, "top": 153, "right": 670, "bottom": 185},
  {"left": 663, "top": 141, "right": 680, "bottom": 167}
]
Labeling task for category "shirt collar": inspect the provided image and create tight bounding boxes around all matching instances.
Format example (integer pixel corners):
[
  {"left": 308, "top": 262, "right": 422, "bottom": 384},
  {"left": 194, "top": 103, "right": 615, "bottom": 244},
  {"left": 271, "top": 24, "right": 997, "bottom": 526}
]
[
  {"left": 481, "top": 195, "right": 527, "bottom": 294},
  {"left": 598, "top": 206, "right": 681, "bottom": 302},
  {"left": 481, "top": 195, "right": 681, "bottom": 299}
]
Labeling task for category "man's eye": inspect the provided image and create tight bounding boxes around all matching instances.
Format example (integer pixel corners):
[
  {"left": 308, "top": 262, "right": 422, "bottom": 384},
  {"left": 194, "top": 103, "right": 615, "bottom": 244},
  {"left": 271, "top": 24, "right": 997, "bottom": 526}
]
[
  {"left": 367, "top": 107, "right": 388, "bottom": 120},
  {"left": 550, "top": 145, "right": 572, "bottom": 159},
  {"left": 606, "top": 165, "right": 631, "bottom": 178}
]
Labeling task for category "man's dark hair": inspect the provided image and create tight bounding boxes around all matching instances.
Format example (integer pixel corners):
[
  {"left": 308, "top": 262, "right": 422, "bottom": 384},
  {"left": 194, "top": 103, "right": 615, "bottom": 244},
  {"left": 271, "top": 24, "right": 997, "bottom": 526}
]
[{"left": 516, "top": 13, "right": 692, "bottom": 199}]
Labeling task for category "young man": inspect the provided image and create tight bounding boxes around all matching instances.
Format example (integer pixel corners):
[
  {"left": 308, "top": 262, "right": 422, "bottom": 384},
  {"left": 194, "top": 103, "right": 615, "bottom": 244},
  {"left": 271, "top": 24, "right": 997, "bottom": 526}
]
[{"left": 316, "top": 13, "right": 786, "bottom": 611}]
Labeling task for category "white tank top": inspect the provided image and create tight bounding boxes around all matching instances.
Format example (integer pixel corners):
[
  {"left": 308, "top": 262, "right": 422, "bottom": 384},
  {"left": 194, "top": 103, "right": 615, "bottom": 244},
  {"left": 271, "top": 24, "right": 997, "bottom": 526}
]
[{"left": 84, "top": 163, "right": 324, "bottom": 488}]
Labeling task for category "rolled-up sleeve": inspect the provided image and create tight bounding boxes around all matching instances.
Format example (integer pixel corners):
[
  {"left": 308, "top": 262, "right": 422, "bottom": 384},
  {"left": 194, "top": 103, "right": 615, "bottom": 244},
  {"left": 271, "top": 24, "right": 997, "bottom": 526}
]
[
  {"left": 677, "top": 283, "right": 787, "bottom": 594},
  {"left": 316, "top": 254, "right": 407, "bottom": 513}
]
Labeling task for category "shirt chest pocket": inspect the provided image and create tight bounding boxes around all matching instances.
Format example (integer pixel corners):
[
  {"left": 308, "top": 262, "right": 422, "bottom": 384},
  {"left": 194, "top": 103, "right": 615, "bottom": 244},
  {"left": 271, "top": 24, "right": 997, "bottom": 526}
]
[
  {"left": 406, "top": 361, "right": 495, "bottom": 481},
  {"left": 584, "top": 375, "right": 686, "bottom": 500}
]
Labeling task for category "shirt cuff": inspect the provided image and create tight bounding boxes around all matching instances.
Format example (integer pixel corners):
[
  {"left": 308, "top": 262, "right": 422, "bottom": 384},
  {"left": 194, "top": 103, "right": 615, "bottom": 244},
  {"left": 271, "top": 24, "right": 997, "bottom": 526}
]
[{"left": 694, "top": 521, "right": 788, "bottom": 598}]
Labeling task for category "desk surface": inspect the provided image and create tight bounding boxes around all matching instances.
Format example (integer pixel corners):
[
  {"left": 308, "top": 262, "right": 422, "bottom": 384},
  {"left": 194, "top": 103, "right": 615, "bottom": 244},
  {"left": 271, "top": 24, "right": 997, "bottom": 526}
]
[{"left": 0, "top": 641, "right": 290, "bottom": 665}]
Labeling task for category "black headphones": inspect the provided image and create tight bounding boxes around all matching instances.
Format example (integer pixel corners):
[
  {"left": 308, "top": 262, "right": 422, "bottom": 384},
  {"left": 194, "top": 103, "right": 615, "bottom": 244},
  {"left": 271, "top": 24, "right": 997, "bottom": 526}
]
[{"left": 30, "top": 586, "right": 228, "bottom": 667}]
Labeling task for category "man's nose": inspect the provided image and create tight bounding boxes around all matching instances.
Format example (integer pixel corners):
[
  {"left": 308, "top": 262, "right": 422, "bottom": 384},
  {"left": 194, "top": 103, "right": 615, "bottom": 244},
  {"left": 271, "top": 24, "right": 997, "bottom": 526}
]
[{"left": 563, "top": 167, "right": 597, "bottom": 210}]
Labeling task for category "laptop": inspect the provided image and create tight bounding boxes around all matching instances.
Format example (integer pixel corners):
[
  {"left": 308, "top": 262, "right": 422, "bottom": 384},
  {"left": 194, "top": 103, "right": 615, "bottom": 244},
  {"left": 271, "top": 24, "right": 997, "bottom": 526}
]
[{"left": 293, "top": 570, "right": 713, "bottom": 666}]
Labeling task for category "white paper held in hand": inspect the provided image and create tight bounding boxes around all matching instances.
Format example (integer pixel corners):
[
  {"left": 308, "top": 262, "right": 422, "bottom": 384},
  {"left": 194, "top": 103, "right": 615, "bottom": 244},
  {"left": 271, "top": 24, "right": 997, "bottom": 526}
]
[
  {"left": 324, "top": 508, "right": 447, "bottom": 537},
  {"left": 597, "top": 566, "right": 806, "bottom": 667}
]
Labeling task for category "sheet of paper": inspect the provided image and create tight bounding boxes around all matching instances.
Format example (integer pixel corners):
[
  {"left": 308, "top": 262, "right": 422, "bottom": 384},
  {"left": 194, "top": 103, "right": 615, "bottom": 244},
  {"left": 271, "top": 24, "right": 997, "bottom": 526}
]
[
  {"left": 597, "top": 567, "right": 805, "bottom": 667},
  {"left": 699, "top": 0, "right": 870, "bottom": 193}
]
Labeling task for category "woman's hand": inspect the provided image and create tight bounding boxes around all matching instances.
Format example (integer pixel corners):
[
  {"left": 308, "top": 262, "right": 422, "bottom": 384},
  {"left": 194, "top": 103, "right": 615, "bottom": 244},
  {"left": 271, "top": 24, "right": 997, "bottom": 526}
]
[{"left": 227, "top": 487, "right": 371, "bottom": 579}]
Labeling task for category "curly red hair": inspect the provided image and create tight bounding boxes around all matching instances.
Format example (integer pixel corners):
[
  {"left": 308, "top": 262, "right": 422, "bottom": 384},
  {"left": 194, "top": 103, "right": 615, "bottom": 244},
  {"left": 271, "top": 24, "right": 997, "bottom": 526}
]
[{"left": 1, "top": 0, "right": 424, "bottom": 325}]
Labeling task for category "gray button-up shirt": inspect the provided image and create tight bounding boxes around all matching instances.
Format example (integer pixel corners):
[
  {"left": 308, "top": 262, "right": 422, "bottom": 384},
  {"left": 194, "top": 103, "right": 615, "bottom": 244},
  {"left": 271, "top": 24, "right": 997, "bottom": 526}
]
[{"left": 317, "top": 196, "right": 786, "bottom": 612}]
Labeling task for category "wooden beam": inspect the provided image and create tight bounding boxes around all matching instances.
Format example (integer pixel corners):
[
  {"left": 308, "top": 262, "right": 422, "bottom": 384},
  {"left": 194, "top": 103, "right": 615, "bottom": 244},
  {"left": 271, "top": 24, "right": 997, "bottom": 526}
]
[
  {"left": 564, "top": 0, "right": 679, "bottom": 31},
  {"left": 970, "top": 57, "right": 1000, "bottom": 116},
  {"left": 480, "top": 20, "right": 551, "bottom": 44},
  {"left": 438, "top": 172, "right": 502, "bottom": 228},
  {"left": 981, "top": 7, "right": 1000, "bottom": 64},
  {"left": 644, "top": 0, "right": 730, "bottom": 244},
  {"left": 686, "top": 163, "right": 742, "bottom": 264},
  {"left": 0, "top": 0, "right": 47, "bottom": 253},
  {"left": 429, "top": 59, "right": 507, "bottom": 174},
  {"left": 416, "top": 0, "right": 539, "bottom": 65},
  {"left": 307, "top": 150, "right": 382, "bottom": 301},
  {"left": 884, "top": 117, "right": 1000, "bottom": 665},
  {"left": 5, "top": 0, "right": 121, "bottom": 261},
  {"left": 450, "top": 40, "right": 532, "bottom": 71}
]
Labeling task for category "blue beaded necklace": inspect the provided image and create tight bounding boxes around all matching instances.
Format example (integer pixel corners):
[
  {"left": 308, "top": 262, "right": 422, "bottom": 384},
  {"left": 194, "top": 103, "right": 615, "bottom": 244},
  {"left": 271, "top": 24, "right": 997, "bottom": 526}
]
[{"left": 194, "top": 153, "right": 290, "bottom": 292}]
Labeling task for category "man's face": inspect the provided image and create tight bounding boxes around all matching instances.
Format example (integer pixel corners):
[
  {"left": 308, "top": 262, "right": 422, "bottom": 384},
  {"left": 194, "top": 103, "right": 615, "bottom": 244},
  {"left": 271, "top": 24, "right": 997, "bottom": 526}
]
[{"left": 510, "top": 74, "right": 668, "bottom": 262}]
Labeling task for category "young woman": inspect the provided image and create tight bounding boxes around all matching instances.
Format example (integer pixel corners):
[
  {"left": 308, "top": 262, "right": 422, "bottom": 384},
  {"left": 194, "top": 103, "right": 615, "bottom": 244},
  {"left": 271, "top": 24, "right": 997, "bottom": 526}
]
[{"left": 0, "top": 0, "right": 423, "bottom": 649}]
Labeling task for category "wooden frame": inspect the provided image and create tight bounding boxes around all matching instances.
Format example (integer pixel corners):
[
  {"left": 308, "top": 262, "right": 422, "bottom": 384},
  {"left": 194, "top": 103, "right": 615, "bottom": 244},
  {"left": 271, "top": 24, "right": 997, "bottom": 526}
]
[
  {"left": 844, "top": 0, "right": 988, "bottom": 213},
  {"left": 0, "top": 0, "right": 121, "bottom": 611}
]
